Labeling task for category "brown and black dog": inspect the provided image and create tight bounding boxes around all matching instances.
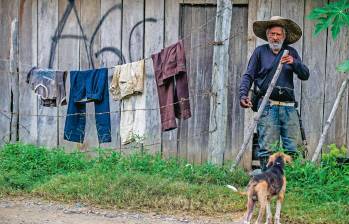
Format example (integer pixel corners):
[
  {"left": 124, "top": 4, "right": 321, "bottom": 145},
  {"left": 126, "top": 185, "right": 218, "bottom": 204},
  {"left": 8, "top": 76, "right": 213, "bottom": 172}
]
[{"left": 227, "top": 152, "right": 292, "bottom": 224}]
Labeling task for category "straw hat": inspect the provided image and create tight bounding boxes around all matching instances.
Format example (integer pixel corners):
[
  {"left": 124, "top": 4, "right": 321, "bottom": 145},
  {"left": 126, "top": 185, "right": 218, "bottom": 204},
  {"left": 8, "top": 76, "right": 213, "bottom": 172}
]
[{"left": 253, "top": 16, "right": 302, "bottom": 44}]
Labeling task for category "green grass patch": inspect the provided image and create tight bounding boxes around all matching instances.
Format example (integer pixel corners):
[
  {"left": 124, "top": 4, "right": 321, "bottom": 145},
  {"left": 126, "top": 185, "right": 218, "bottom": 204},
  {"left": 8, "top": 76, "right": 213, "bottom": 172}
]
[{"left": 0, "top": 143, "right": 348, "bottom": 223}]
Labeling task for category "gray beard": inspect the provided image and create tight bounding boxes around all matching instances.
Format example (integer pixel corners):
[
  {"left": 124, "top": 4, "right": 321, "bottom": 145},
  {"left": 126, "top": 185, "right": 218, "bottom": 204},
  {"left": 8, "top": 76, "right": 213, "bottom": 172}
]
[{"left": 268, "top": 41, "right": 284, "bottom": 51}]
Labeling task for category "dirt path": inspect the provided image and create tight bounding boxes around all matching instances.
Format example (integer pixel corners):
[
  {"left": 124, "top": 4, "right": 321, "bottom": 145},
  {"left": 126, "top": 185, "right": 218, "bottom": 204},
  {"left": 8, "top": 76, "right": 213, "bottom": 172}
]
[{"left": 0, "top": 197, "right": 242, "bottom": 224}]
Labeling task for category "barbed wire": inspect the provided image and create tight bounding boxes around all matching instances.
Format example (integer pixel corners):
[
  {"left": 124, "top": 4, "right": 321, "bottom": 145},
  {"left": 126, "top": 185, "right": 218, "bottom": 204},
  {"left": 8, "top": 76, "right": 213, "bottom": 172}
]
[{"left": 0, "top": 88, "right": 217, "bottom": 117}]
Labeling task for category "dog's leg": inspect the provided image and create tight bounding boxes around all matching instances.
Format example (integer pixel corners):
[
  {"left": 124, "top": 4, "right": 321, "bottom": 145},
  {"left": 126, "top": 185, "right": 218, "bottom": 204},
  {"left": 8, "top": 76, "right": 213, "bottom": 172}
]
[
  {"left": 275, "top": 177, "right": 286, "bottom": 224},
  {"left": 255, "top": 193, "right": 267, "bottom": 224},
  {"left": 243, "top": 194, "right": 256, "bottom": 224},
  {"left": 265, "top": 200, "right": 272, "bottom": 224},
  {"left": 274, "top": 199, "right": 282, "bottom": 224}
]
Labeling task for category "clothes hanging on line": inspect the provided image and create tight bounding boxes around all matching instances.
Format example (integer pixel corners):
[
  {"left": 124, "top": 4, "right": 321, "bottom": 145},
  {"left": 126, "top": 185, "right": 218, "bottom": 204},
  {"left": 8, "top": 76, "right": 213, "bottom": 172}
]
[
  {"left": 110, "top": 60, "right": 146, "bottom": 145},
  {"left": 64, "top": 68, "right": 111, "bottom": 143},
  {"left": 151, "top": 40, "right": 191, "bottom": 132},
  {"left": 26, "top": 67, "right": 67, "bottom": 107},
  {"left": 110, "top": 60, "right": 145, "bottom": 100}
]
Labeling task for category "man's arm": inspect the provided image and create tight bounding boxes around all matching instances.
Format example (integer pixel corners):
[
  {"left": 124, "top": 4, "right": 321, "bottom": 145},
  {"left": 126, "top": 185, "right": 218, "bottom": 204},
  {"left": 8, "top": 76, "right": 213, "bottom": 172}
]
[
  {"left": 239, "top": 49, "right": 259, "bottom": 106},
  {"left": 291, "top": 50, "right": 310, "bottom": 80}
]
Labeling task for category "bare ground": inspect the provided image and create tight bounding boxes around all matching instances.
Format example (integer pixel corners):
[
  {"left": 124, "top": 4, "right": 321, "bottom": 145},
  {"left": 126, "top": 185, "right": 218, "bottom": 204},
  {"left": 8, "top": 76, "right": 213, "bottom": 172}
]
[{"left": 0, "top": 197, "right": 243, "bottom": 224}]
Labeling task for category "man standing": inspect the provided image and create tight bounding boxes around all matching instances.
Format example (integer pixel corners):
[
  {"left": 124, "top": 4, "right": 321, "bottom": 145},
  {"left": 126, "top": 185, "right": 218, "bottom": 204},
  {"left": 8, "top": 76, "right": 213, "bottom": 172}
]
[{"left": 239, "top": 16, "right": 310, "bottom": 171}]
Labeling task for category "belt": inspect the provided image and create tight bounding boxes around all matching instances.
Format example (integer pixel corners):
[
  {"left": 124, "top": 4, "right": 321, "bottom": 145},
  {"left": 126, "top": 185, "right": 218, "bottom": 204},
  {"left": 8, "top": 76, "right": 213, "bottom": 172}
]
[{"left": 269, "top": 100, "right": 295, "bottom": 107}]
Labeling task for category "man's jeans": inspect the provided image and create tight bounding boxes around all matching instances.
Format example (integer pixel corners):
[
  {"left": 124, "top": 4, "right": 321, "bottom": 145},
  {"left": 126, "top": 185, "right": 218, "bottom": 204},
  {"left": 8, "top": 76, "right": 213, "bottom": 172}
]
[
  {"left": 257, "top": 104, "right": 300, "bottom": 157},
  {"left": 64, "top": 68, "right": 111, "bottom": 143}
]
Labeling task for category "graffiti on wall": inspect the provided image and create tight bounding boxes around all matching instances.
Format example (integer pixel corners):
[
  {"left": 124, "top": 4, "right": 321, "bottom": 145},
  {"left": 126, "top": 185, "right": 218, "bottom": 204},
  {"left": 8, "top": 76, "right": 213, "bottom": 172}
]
[{"left": 49, "top": 0, "right": 157, "bottom": 69}]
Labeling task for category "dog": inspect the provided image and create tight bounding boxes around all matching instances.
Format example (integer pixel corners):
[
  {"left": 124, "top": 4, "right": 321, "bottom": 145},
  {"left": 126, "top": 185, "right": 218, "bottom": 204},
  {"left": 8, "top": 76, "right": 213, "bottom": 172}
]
[{"left": 227, "top": 152, "right": 292, "bottom": 224}]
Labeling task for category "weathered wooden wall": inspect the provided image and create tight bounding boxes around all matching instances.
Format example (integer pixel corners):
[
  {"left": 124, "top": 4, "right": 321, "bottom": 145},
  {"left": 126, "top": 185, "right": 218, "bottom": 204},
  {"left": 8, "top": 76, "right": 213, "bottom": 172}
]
[{"left": 0, "top": 0, "right": 348, "bottom": 169}]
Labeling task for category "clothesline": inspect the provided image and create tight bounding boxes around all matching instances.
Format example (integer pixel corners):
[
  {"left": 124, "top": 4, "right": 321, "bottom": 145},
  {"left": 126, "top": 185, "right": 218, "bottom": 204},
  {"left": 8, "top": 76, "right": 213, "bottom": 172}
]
[
  {"left": 79, "top": 125, "right": 219, "bottom": 153},
  {"left": 0, "top": 88, "right": 218, "bottom": 118},
  {"left": 0, "top": 6, "right": 234, "bottom": 71}
]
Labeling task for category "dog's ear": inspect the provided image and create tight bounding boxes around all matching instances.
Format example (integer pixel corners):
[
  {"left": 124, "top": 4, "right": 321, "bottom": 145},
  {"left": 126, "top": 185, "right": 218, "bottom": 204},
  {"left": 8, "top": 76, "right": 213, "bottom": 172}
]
[
  {"left": 267, "top": 154, "right": 276, "bottom": 167},
  {"left": 283, "top": 154, "right": 292, "bottom": 164}
]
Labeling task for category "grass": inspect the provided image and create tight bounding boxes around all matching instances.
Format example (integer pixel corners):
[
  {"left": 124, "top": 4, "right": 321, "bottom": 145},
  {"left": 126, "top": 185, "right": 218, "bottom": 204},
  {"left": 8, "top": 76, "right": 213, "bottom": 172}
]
[{"left": 0, "top": 143, "right": 348, "bottom": 223}]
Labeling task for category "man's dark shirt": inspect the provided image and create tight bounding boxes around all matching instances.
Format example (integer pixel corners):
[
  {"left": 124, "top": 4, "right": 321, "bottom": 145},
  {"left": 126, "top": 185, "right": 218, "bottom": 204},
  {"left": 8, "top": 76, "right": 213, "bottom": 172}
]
[{"left": 239, "top": 44, "right": 310, "bottom": 102}]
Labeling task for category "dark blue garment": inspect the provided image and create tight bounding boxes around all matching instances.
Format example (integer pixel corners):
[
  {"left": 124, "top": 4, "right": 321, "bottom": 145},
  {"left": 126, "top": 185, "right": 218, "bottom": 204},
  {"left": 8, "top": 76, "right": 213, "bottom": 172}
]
[
  {"left": 257, "top": 104, "right": 300, "bottom": 157},
  {"left": 239, "top": 44, "right": 310, "bottom": 102},
  {"left": 64, "top": 68, "right": 111, "bottom": 143}
]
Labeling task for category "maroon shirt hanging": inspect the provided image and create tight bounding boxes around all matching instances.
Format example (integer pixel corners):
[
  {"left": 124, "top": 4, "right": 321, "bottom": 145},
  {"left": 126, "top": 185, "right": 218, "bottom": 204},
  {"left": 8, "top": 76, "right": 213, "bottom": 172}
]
[{"left": 151, "top": 40, "right": 191, "bottom": 132}]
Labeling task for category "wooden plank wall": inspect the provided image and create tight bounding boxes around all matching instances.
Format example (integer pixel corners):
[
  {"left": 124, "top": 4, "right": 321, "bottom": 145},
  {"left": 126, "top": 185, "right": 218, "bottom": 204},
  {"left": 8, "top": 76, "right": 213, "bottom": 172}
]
[
  {"left": 19, "top": 0, "right": 38, "bottom": 145},
  {"left": 0, "top": 0, "right": 18, "bottom": 146},
  {"left": 0, "top": 0, "right": 348, "bottom": 167}
]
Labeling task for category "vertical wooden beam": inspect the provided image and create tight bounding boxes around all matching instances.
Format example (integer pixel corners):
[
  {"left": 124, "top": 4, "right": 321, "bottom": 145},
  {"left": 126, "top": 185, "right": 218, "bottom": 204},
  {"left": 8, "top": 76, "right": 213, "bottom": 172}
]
[
  {"left": 18, "top": 0, "right": 38, "bottom": 145},
  {"left": 208, "top": 0, "right": 232, "bottom": 165},
  {"left": 10, "top": 19, "right": 19, "bottom": 143},
  {"left": 144, "top": 0, "right": 164, "bottom": 154},
  {"left": 201, "top": 5, "right": 216, "bottom": 163},
  {"left": 37, "top": 0, "right": 59, "bottom": 148},
  {"left": 226, "top": 5, "right": 248, "bottom": 165},
  {"left": 99, "top": 0, "right": 122, "bottom": 149},
  {"left": 301, "top": 0, "right": 327, "bottom": 158},
  {"left": 0, "top": 0, "right": 18, "bottom": 146},
  {"left": 186, "top": 5, "right": 207, "bottom": 164},
  {"left": 79, "top": 0, "right": 101, "bottom": 149},
  {"left": 121, "top": 0, "right": 144, "bottom": 154},
  {"left": 241, "top": 0, "right": 258, "bottom": 170},
  {"left": 162, "top": 0, "right": 182, "bottom": 160},
  {"left": 177, "top": 5, "right": 192, "bottom": 161},
  {"left": 57, "top": 0, "right": 81, "bottom": 151}
]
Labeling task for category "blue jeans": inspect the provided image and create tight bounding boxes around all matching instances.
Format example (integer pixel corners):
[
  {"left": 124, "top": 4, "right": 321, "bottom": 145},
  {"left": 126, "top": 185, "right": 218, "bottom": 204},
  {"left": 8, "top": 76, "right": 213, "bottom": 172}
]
[
  {"left": 257, "top": 104, "right": 300, "bottom": 157},
  {"left": 64, "top": 68, "right": 111, "bottom": 143}
]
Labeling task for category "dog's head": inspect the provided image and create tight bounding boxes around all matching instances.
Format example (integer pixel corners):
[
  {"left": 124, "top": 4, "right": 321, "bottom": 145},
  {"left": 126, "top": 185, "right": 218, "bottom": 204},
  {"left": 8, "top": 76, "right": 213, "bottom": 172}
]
[{"left": 267, "top": 152, "right": 292, "bottom": 168}]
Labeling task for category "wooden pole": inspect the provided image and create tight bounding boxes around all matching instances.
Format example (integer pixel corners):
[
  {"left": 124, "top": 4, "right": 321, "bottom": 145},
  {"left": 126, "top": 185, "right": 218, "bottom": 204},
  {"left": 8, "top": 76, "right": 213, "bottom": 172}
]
[
  {"left": 10, "top": 19, "right": 19, "bottom": 143},
  {"left": 311, "top": 77, "right": 349, "bottom": 162},
  {"left": 208, "top": 0, "right": 232, "bottom": 165},
  {"left": 231, "top": 50, "right": 289, "bottom": 170}
]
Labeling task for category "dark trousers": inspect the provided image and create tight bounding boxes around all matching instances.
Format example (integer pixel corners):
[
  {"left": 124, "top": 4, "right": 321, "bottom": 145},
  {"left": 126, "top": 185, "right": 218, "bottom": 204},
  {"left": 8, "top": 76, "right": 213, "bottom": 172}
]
[{"left": 64, "top": 68, "right": 111, "bottom": 143}]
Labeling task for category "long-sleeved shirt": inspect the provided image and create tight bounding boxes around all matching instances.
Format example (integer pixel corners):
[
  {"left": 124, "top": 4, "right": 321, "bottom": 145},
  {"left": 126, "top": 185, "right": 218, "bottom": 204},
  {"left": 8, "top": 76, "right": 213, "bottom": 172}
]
[{"left": 239, "top": 44, "right": 310, "bottom": 102}]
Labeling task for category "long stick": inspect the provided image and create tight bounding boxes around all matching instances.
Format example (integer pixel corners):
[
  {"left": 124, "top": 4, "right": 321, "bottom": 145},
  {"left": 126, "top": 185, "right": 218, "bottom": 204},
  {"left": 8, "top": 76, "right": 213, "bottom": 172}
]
[
  {"left": 231, "top": 50, "right": 289, "bottom": 170},
  {"left": 311, "top": 78, "right": 349, "bottom": 162}
]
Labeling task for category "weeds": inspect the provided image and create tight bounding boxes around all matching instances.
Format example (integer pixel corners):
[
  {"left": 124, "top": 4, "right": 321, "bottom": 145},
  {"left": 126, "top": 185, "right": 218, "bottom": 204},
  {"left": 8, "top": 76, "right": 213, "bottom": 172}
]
[{"left": 0, "top": 143, "right": 348, "bottom": 223}]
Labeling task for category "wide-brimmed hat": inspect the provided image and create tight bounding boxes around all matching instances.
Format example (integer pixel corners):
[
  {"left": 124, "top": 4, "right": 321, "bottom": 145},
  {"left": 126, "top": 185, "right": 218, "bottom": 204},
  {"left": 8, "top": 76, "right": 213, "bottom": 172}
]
[{"left": 253, "top": 16, "right": 302, "bottom": 44}]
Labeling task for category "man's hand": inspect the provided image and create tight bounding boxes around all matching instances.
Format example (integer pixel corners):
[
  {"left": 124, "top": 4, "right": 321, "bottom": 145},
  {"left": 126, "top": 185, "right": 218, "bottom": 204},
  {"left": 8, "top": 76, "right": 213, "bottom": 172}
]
[
  {"left": 281, "top": 55, "right": 294, "bottom": 64},
  {"left": 240, "top": 97, "right": 252, "bottom": 108}
]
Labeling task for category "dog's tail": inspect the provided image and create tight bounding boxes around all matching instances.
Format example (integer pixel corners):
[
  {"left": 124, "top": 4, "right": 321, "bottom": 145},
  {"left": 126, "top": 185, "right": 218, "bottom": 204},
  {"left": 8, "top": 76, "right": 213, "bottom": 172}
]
[{"left": 226, "top": 185, "right": 247, "bottom": 196}]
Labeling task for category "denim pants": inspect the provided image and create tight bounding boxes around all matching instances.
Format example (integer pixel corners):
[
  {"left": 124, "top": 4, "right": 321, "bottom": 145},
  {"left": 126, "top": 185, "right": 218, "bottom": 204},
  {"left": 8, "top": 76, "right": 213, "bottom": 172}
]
[
  {"left": 257, "top": 103, "right": 300, "bottom": 157},
  {"left": 64, "top": 68, "right": 111, "bottom": 143}
]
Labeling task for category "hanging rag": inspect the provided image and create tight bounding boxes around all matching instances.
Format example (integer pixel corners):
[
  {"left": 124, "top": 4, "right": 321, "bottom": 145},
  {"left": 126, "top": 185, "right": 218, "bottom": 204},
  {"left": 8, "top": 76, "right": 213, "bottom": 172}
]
[
  {"left": 151, "top": 40, "right": 191, "bottom": 132},
  {"left": 64, "top": 68, "right": 111, "bottom": 143},
  {"left": 26, "top": 67, "right": 67, "bottom": 107},
  {"left": 110, "top": 60, "right": 144, "bottom": 100},
  {"left": 110, "top": 60, "right": 145, "bottom": 145}
]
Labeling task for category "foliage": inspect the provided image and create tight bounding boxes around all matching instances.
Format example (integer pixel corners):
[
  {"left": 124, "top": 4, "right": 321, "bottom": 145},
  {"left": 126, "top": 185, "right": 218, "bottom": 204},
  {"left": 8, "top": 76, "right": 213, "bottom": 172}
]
[
  {"left": 307, "top": 0, "right": 349, "bottom": 39},
  {"left": 337, "top": 59, "right": 349, "bottom": 72},
  {"left": 307, "top": 0, "right": 349, "bottom": 73},
  {"left": 0, "top": 143, "right": 91, "bottom": 190},
  {"left": 1, "top": 143, "right": 348, "bottom": 223},
  {"left": 321, "top": 143, "right": 347, "bottom": 165}
]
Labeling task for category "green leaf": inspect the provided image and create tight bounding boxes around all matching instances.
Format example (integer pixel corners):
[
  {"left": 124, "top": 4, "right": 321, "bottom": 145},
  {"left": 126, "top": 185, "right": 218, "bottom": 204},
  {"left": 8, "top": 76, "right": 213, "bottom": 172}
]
[
  {"left": 336, "top": 60, "right": 349, "bottom": 73},
  {"left": 331, "top": 15, "right": 341, "bottom": 39}
]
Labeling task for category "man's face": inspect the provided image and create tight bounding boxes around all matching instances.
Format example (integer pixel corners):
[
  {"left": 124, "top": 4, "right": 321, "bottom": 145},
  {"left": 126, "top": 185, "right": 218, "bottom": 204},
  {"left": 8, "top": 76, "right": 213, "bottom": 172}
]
[{"left": 267, "top": 26, "right": 285, "bottom": 51}]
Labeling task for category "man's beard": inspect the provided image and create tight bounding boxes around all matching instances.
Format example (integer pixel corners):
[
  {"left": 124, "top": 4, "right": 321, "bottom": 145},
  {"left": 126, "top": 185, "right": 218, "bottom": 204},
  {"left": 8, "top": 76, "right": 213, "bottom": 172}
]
[{"left": 268, "top": 40, "right": 284, "bottom": 51}]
